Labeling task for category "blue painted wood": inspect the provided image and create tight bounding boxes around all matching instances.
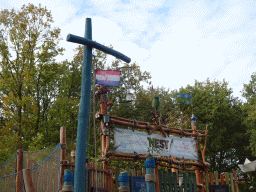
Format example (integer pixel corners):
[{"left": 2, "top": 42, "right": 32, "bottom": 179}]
[
  {"left": 192, "top": 173, "right": 197, "bottom": 192},
  {"left": 168, "top": 170, "right": 173, "bottom": 192},
  {"left": 63, "top": 169, "right": 74, "bottom": 186},
  {"left": 68, "top": 18, "right": 132, "bottom": 192},
  {"left": 163, "top": 171, "right": 168, "bottom": 192},
  {"left": 183, "top": 173, "right": 188, "bottom": 192},
  {"left": 187, "top": 172, "right": 193, "bottom": 192},
  {"left": 209, "top": 184, "right": 229, "bottom": 192},
  {"left": 179, "top": 185, "right": 183, "bottom": 192},
  {"left": 118, "top": 171, "right": 129, "bottom": 188},
  {"left": 159, "top": 170, "right": 163, "bottom": 192},
  {"left": 73, "top": 18, "right": 92, "bottom": 192},
  {"left": 130, "top": 176, "right": 147, "bottom": 192},
  {"left": 173, "top": 172, "right": 178, "bottom": 192},
  {"left": 67, "top": 34, "right": 131, "bottom": 63},
  {"left": 145, "top": 157, "right": 156, "bottom": 192}
]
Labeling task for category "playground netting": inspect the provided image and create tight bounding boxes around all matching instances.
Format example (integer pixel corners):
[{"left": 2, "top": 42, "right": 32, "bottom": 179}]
[{"left": 0, "top": 144, "right": 61, "bottom": 192}]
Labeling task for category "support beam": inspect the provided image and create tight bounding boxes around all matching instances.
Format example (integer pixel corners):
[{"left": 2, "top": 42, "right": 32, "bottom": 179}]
[
  {"left": 67, "top": 34, "right": 131, "bottom": 63},
  {"left": 73, "top": 18, "right": 93, "bottom": 192},
  {"left": 60, "top": 127, "right": 67, "bottom": 189},
  {"left": 16, "top": 149, "right": 23, "bottom": 192},
  {"left": 23, "top": 169, "right": 35, "bottom": 192}
]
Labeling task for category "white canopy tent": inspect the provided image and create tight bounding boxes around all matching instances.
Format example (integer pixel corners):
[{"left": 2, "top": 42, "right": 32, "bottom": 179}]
[{"left": 238, "top": 158, "right": 256, "bottom": 173}]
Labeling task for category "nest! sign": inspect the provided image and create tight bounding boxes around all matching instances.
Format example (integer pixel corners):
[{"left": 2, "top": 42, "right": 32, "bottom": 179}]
[{"left": 114, "top": 128, "right": 198, "bottom": 160}]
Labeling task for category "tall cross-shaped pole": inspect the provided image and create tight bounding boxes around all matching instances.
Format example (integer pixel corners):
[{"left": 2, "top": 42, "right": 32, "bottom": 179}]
[{"left": 66, "top": 18, "right": 131, "bottom": 192}]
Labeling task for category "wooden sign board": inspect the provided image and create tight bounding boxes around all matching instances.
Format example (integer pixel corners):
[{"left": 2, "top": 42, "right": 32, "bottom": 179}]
[
  {"left": 130, "top": 176, "right": 147, "bottom": 192},
  {"left": 210, "top": 184, "right": 229, "bottom": 192}
]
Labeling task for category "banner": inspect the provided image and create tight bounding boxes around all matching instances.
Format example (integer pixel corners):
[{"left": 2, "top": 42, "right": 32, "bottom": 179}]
[
  {"left": 113, "top": 128, "right": 198, "bottom": 160},
  {"left": 95, "top": 69, "right": 121, "bottom": 86}
]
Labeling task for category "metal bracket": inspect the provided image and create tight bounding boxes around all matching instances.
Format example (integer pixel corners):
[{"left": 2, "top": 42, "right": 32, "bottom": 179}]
[
  {"left": 103, "top": 128, "right": 110, "bottom": 136},
  {"left": 61, "top": 144, "right": 67, "bottom": 149}
]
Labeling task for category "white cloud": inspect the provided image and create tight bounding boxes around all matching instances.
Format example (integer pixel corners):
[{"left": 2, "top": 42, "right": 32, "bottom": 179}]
[{"left": 1, "top": 0, "right": 256, "bottom": 99}]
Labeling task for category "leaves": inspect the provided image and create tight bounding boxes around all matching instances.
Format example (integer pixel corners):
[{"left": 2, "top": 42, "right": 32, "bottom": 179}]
[{"left": 0, "top": 4, "right": 63, "bottom": 154}]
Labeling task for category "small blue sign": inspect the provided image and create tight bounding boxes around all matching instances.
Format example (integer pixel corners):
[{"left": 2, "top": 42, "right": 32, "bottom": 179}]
[{"left": 131, "top": 176, "right": 147, "bottom": 192}]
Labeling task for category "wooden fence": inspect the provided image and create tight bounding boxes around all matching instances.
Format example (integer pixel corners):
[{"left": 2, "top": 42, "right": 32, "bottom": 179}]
[
  {"left": 158, "top": 170, "right": 198, "bottom": 192},
  {"left": 204, "top": 171, "right": 244, "bottom": 192},
  {"left": 84, "top": 164, "right": 244, "bottom": 192}
]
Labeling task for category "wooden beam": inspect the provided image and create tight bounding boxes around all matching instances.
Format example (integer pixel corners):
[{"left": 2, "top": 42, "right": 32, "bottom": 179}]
[
  {"left": 16, "top": 149, "right": 23, "bottom": 192},
  {"left": 103, "top": 152, "right": 210, "bottom": 168},
  {"left": 60, "top": 127, "right": 66, "bottom": 190},
  {"left": 109, "top": 116, "right": 207, "bottom": 137},
  {"left": 23, "top": 169, "right": 35, "bottom": 192}
]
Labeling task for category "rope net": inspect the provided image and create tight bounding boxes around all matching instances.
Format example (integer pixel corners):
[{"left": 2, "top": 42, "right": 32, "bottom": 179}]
[
  {"left": 23, "top": 145, "right": 61, "bottom": 191},
  {"left": 0, "top": 152, "right": 19, "bottom": 192},
  {"left": 0, "top": 145, "right": 61, "bottom": 192},
  {"left": 0, "top": 173, "right": 18, "bottom": 192},
  {"left": 0, "top": 152, "right": 17, "bottom": 177}
]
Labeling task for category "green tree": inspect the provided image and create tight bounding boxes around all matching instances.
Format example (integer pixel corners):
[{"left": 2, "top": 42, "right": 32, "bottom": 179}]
[
  {"left": 242, "top": 72, "right": 256, "bottom": 157},
  {"left": 0, "top": 3, "right": 63, "bottom": 157},
  {"left": 176, "top": 79, "right": 249, "bottom": 172}
]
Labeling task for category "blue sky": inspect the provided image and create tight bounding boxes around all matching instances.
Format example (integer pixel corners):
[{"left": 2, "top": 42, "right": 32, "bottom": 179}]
[{"left": 1, "top": 0, "right": 256, "bottom": 100}]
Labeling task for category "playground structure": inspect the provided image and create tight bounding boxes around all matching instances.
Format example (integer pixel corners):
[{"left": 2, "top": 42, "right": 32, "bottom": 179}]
[
  {"left": 0, "top": 123, "right": 244, "bottom": 192},
  {"left": 91, "top": 86, "right": 210, "bottom": 192},
  {"left": 64, "top": 17, "right": 244, "bottom": 192},
  {"left": 0, "top": 18, "right": 245, "bottom": 192}
]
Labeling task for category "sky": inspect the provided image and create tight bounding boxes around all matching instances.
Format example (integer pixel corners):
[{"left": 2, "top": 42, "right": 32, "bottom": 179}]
[{"left": 1, "top": 0, "right": 256, "bottom": 100}]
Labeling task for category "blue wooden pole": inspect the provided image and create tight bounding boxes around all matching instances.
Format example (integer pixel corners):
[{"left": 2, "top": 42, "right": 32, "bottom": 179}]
[
  {"left": 62, "top": 169, "right": 74, "bottom": 191},
  {"left": 67, "top": 34, "right": 131, "bottom": 63},
  {"left": 63, "top": 169, "right": 74, "bottom": 186},
  {"left": 118, "top": 171, "right": 130, "bottom": 192},
  {"left": 145, "top": 157, "right": 156, "bottom": 192},
  {"left": 73, "top": 18, "right": 92, "bottom": 192}
]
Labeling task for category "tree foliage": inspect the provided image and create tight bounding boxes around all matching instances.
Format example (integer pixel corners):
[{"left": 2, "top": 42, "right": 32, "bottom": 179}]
[
  {"left": 0, "top": 5, "right": 254, "bottom": 184},
  {"left": 0, "top": 4, "right": 63, "bottom": 158},
  {"left": 175, "top": 79, "right": 249, "bottom": 172},
  {"left": 242, "top": 72, "right": 256, "bottom": 157}
]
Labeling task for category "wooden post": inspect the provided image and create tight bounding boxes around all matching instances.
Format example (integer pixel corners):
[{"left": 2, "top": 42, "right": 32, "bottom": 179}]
[
  {"left": 171, "top": 157, "right": 177, "bottom": 173},
  {"left": 214, "top": 171, "right": 219, "bottom": 185},
  {"left": 62, "top": 169, "right": 74, "bottom": 192},
  {"left": 155, "top": 163, "right": 160, "bottom": 192},
  {"left": 16, "top": 149, "right": 23, "bottom": 192},
  {"left": 115, "top": 168, "right": 120, "bottom": 192},
  {"left": 145, "top": 157, "right": 156, "bottom": 192},
  {"left": 60, "top": 127, "right": 67, "bottom": 190},
  {"left": 233, "top": 171, "right": 239, "bottom": 192},
  {"left": 209, "top": 172, "right": 214, "bottom": 185},
  {"left": 200, "top": 170, "right": 205, "bottom": 192},
  {"left": 27, "top": 159, "right": 38, "bottom": 189},
  {"left": 220, "top": 173, "right": 225, "bottom": 185},
  {"left": 109, "top": 167, "right": 114, "bottom": 192},
  {"left": 118, "top": 171, "right": 130, "bottom": 192},
  {"left": 191, "top": 115, "right": 200, "bottom": 191},
  {"left": 100, "top": 92, "right": 110, "bottom": 190},
  {"left": 71, "top": 150, "right": 75, "bottom": 172},
  {"left": 23, "top": 169, "right": 35, "bottom": 192}
]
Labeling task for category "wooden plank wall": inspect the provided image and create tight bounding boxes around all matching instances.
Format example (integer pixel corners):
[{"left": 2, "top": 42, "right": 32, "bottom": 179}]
[
  {"left": 158, "top": 170, "right": 244, "bottom": 192},
  {"left": 204, "top": 171, "right": 244, "bottom": 192},
  {"left": 87, "top": 163, "right": 146, "bottom": 192},
  {"left": 158, "top": 170, "right": 197, "bottom": 192}
]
